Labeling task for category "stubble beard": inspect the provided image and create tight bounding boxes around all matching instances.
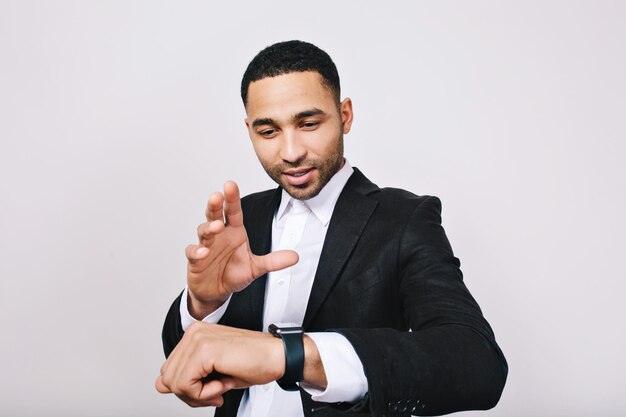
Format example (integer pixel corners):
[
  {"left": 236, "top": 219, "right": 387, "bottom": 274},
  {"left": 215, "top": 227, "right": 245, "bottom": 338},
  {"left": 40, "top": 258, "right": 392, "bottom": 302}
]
[{"left": 262, "top": 134, "right": 344, "bottom": 200}]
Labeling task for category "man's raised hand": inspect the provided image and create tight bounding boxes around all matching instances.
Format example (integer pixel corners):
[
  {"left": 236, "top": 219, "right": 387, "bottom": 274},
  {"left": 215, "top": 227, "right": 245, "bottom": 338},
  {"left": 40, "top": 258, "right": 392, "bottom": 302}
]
[{"left": 186, "top": 181, "right": 298, "bottom": 319}]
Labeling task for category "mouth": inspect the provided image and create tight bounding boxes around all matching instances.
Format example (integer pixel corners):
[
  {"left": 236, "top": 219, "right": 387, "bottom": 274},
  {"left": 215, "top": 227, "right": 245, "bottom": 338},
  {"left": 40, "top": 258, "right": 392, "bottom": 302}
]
[{"left": 283, "top": 167, "right": 316, "bottom": 186}]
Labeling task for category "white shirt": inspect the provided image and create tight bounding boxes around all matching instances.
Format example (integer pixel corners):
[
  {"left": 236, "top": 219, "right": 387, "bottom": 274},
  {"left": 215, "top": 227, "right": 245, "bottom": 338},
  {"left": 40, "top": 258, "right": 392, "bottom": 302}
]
[{"left": 179, "top": 161, "right": 368, "bottom": 416}]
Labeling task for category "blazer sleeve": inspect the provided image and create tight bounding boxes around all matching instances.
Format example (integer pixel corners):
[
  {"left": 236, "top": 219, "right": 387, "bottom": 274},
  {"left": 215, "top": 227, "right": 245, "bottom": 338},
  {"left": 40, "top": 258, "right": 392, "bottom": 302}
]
[
  {"left": 335, "top": 197, "right": 508, "bottom": 416},
  {"left": 161, "top": 290, "right": 185, "bottom": 358}
]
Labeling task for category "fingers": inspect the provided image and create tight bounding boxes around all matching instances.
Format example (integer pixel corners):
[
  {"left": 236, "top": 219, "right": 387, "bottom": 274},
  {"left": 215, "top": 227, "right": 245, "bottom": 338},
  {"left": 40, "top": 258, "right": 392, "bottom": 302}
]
[
  {"left": 199, "top": 193, "right": 226, "bottom": 248},
  {"left": 253, "top": 250, "right": 299, "bottom": 276},
  {"left": 156, "top": 375, "right": 231, "bottom": 408},
  {"left": 206, "top": 192, "right": 224, "bottom": 222},
  {"left": 196, "top": 220, "right": 226, "bottom": 247},
  {"left": 175, "top": 379, "right": 230, "bottom": 408},
  {"left": 202, "top": 182, "right": 242, "bottom": 228},
  {"left": 156, "top": 326, "right": 235, "bottom": 408},
  {"left": 155, "top": 375, "right": 171, "bottom": 394},
  {"left": 223, "top": 181, "right": 244, "bottom": 227},
  {"left": 178, "top": 393, "right": 224, "bottom": 408},
  {"left": 185, "top": 244, "right": 210, "bottom": 264},
  {"left": 199, "top": 378, "right": 234, "bottom": 402}
]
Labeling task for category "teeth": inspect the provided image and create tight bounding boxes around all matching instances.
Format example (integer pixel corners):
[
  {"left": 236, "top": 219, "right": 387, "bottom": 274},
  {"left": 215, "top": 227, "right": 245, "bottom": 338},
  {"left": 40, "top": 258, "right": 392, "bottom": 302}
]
[{"left": 288, "top": 170, "right": 309, "bottom": 177}]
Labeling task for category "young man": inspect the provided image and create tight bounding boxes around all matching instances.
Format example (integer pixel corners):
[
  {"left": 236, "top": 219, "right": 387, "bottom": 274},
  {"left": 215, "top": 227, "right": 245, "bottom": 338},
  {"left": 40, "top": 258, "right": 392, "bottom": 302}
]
[{"left": 156, "top": 40, "right": 507, "bottom": 417}]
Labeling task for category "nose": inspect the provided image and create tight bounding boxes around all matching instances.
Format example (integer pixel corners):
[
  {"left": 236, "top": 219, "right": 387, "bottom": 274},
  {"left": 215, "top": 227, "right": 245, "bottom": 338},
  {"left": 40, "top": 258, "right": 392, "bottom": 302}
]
[{"left": 279, "top": 129, "right": 307, "bottom": 163}]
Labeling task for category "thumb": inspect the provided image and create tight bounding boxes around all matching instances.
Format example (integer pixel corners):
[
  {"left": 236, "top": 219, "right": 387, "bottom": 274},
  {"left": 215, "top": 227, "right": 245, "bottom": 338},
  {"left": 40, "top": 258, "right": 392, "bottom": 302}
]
[{"left": 254, "top": 250, "right": 299, "bottom": 276}]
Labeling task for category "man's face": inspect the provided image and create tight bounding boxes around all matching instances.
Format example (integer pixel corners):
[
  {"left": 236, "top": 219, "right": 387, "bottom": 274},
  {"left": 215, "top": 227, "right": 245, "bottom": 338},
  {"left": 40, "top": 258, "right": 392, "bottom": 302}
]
[{"left": 245, "top": 71, "right": 353, "bottom": 200}]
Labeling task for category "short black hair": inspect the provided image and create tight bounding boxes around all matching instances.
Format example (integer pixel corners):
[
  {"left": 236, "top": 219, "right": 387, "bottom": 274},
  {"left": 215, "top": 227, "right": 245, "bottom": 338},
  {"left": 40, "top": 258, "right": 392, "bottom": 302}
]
[{"left": 240, "top": 40, "right": 340, "bottom": 107}]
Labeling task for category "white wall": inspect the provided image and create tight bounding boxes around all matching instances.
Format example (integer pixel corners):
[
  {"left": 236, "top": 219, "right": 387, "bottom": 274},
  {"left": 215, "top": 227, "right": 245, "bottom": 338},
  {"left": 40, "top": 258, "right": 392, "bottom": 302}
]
[{"left": 1, "top": 1, "right": 624, "bottom": 416}]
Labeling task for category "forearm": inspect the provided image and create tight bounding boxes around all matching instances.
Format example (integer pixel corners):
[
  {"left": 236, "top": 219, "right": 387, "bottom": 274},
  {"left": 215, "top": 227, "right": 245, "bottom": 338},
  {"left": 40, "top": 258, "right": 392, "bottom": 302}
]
[{"left": 336, "top": 325, "right": 507, "bottom": 416}]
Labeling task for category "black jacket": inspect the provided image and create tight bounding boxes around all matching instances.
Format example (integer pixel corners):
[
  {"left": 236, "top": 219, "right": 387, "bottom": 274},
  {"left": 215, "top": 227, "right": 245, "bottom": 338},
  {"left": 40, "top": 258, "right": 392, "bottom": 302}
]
[{"left": 162, "top": 168, "right": 507, "bottom": 416}]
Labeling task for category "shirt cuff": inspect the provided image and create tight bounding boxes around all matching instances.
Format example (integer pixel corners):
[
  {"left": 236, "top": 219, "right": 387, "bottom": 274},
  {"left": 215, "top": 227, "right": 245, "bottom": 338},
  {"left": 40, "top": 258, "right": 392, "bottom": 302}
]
[
  {"left": 179, "top": 287, "right": 232, "bottom": 331},
  {"left": 301, "top": 332, "right": 368, "bottom": 403}
]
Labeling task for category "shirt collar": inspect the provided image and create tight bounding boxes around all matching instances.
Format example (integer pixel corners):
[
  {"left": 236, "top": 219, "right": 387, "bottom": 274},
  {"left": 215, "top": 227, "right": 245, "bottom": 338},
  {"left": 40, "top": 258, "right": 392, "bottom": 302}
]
[{"left": 276, "top": 160, "right": 354, "bottom": 226}]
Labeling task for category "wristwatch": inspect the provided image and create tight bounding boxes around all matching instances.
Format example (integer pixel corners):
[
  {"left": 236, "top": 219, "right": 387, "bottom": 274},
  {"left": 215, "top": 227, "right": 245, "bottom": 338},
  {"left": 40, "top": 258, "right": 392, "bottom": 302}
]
[{"left": 268, "top": 323, "right": 304, "bottom": 391}]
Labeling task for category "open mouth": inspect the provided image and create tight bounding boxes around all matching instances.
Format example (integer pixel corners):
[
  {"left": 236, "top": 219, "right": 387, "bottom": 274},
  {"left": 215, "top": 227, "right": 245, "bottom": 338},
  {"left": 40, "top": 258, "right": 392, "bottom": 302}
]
[{"left": 283, "top": 168, "right": 315, "bottom": 186}]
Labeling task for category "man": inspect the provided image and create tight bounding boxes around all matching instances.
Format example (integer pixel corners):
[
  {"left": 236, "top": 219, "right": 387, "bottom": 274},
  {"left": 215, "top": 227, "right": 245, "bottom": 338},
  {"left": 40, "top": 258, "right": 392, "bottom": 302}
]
[{"left": 156, "top": 40, "right": 507, "bottom": 417}]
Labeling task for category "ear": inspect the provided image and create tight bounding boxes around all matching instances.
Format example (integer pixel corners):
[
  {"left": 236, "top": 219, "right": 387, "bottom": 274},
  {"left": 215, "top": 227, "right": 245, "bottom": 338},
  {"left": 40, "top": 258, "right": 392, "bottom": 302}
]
[{"left": 339, "top": 98, "right": 354, "bottom": 134}]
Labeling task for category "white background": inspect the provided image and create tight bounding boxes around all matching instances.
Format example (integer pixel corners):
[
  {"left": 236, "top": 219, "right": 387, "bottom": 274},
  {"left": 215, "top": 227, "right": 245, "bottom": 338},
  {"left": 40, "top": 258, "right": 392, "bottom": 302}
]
[{"left": 1, "top": 1, "right": 625, "bottom": 416}]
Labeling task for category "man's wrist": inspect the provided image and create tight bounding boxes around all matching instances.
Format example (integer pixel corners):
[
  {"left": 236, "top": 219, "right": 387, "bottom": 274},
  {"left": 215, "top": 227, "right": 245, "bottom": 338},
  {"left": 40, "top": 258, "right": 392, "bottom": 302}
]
[
  {"left": 269, "top": 324, "right": 305, "bottom": 391},
  {"left": 187, "top": 290, "right": 230, "bottom": 320},
  {"left": 302, "top": 335, "right": 328, "bottom": 390}
]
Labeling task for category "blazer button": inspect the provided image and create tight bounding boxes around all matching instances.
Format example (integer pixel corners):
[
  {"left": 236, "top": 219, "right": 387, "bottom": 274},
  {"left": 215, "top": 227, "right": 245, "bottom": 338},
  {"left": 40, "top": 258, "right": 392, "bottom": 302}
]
[{"left": 387, "top": 401, "right": 398, "bottom": 412}]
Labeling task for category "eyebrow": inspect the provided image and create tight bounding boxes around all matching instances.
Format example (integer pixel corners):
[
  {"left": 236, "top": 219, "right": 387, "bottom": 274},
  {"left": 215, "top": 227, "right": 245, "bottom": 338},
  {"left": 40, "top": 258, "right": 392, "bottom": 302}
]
[
  {"left": 251, "top": 118, "right": 275, "bottom": 128},
  {"left": 292, "top": 108, "right": 325, "bottom": 121},
  {"left": 251, "top": 108, "right": 326, "bottom": 128}
]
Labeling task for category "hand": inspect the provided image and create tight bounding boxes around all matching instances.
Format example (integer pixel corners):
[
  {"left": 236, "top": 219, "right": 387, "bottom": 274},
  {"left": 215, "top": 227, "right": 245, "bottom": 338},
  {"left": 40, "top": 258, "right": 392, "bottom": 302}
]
[
  {"left": 186, "top": 181, "right": 298, "bottom": 318},
  {"left": 155, "top": 322, "right": 284, "bottom": 407}
]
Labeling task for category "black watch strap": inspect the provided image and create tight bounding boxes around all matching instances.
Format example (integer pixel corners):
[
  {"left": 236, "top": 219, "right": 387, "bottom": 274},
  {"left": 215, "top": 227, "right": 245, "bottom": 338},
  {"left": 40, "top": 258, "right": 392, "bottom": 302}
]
[{"left": 268, "top": 324, "right": 304, "bottom": 391}]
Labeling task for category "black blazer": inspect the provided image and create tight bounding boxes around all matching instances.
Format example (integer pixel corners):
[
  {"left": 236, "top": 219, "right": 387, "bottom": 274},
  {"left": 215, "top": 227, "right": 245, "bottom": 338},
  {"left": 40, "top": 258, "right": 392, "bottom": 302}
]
[{"left": 162, "top": 168, "right": 507, "bottom": 417}]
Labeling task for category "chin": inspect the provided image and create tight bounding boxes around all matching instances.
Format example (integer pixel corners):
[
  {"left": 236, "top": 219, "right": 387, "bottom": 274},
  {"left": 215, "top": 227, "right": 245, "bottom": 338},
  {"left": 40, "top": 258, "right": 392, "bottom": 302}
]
[{"left": 283, "top": 183, "right": 322, "bottom": 200}]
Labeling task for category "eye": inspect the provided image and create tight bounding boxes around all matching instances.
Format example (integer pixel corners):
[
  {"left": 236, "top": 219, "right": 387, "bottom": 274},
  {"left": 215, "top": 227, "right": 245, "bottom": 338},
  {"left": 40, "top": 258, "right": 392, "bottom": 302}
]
[
  {"left": 258, "top": 128, "right": 278, "bottom": 138},
  {"left": 301, "top": 121, "right": 319, "bottom": 130}
]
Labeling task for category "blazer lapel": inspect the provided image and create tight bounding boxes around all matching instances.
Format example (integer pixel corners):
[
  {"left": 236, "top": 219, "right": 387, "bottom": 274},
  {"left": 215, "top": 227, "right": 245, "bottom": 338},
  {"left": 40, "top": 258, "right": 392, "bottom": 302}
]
[{"left": 303, "top": 168, "right": 379, "bottom": 328}]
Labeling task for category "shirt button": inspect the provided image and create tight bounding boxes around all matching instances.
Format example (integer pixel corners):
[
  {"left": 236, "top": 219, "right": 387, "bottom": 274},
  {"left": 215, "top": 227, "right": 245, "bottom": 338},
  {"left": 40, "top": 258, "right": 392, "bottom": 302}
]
[
  {"left": 263, "top": 385, "right": 270, "bottom": 391},
  {"left": 278, "top": 279, "right": 285, "bottom": 286}
]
